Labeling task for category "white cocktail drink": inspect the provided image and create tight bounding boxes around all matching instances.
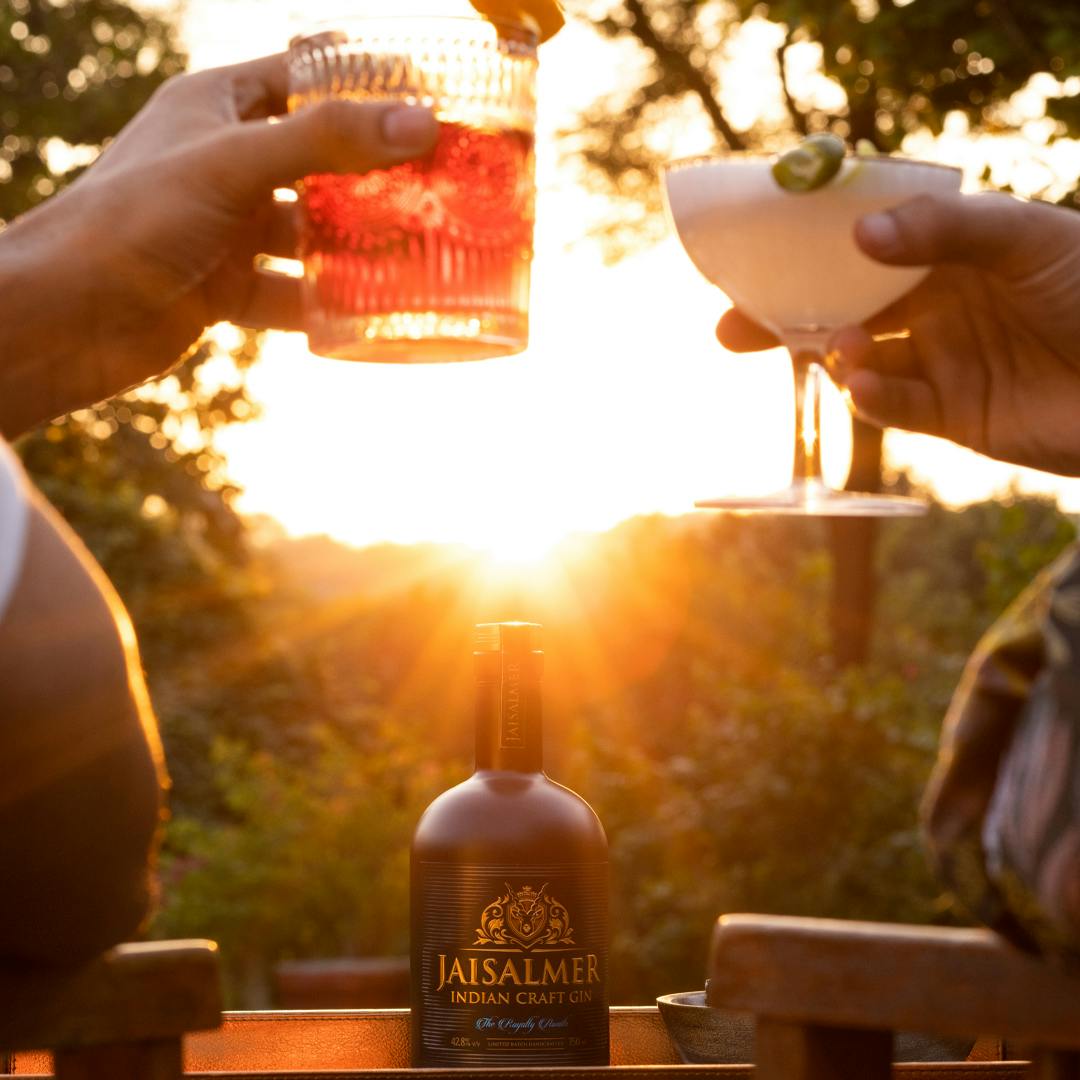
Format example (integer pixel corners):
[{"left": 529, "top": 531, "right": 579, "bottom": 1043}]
[{"left": 663, "top": 152, "right": 962, "bottom": 515}]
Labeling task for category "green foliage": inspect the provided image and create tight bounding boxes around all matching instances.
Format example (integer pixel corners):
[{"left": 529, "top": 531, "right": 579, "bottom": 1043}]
[
  {"left": 18, "top": 338, "right": 255, "bottom": 587},
  {"left": 15, "top": 341, "right": 299, "bottom": 830},
  {"left": 155, "top": 727, "right": 457, "bottom": 1004},
  {"left": 0, "top": 0, "right": 185, "bottom": 221},
  {"left": 876, "top": 491, "right": 1077, "bottom": 662},
  {"left": 583, "top": 666, "right": 943, "bottom": 997}
]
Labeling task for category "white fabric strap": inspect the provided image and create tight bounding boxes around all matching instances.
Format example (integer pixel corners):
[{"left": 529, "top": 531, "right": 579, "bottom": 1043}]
[{"left": 0, "top": 436, "right": 29, "bottom": 625}]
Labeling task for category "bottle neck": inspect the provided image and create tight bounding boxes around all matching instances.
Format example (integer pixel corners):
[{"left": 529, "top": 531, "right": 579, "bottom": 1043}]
[{"left": 474, "top": 651, "right": 543, "bottom": 772}]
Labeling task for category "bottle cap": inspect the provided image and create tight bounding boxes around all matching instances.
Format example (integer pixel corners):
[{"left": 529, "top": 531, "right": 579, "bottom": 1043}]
[{"left": 474, "top": 621, "right": 543, "bottom": 654}]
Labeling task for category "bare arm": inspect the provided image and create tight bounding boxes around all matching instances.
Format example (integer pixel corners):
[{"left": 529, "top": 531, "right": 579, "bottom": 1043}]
[{"left": 0, "top": 489, "right": 164, "bottom": 966}]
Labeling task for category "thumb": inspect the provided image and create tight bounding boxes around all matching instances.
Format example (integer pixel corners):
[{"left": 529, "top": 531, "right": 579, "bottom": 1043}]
[
  {"left": 191, "top": 100, "right": 439, "bottom": 207},
  {"left": 854, "top": 191, "right": 1031, "bottom": 274}
]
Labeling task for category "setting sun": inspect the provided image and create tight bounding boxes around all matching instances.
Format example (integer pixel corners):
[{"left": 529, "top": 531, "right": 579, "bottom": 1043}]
[{"left": 475, "top": 524, "right": 574, "bottom": 567}]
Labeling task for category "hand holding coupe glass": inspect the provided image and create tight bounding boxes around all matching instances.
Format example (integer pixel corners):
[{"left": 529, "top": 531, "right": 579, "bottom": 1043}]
[
  {"left": 717, "top": 187, "right": 1080, "bottom": 479},
  {"left": 663, "top": 137, "right": 961, "bottom": 516},
  {"left": 665, "top": 136, "right": 1080, "bottom": 512}
]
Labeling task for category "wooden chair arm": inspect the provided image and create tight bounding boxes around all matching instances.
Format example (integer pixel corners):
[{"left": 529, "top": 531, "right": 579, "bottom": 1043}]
[
  {"left": 707, "top": 915, "right": 1080, "bottom": 1050},
  {"left": 0, "top": 939, "right": 222, "bottom": 1077}
]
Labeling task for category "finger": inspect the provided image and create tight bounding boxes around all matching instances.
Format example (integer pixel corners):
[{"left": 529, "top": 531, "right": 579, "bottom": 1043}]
[
  {"left": 828, "top": 269, "right": 948, "bottom": 354},
  {"left": 173, "top": 53, "right": 292, "bottom": 119},
  {"left": 830, "top": 326, "right": 919, "bottom": 383},
  {"left": 715, "top": 308, "right": 780, "bottom": 352},
  {"left": 858, "top": 269, "right": 953, "bottom": 337},
  {"left": 862, "top": 299, "right": 911, "bottom": 337},
  {"left": 854, "top": 191, "right": 1029, "bottom": 273},
  {"left": 224, "top": 53, "right": 292, "bottom": 118},
  {"left": 190, "top": 100, "right": 439, "bottom": 210},
  {"left": 227, "top": 269, "right": 304, "bottom": 332},
  {"left": 252, "top": 200, "right": 301, "bottom": 259},
  {"left": 845, "top": 370, "right": 944, "bottom": 438}
]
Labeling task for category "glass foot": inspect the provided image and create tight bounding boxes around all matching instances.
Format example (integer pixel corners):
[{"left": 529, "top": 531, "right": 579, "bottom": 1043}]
[{"left": 695, "top": 481, "right": 928, "bottom": 517}]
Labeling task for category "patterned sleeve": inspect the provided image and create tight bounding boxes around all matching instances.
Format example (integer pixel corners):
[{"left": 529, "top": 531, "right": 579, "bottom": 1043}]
[
  {"left": 0, "top": 436, "right": 30, "bottom": 624},
  {"left": 923, "top": 543, "right": 1080, "bottom": 968}
]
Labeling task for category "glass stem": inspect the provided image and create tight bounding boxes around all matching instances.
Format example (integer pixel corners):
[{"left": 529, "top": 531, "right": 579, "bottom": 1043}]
[{"left": 791, "top": 350, "right": 825, "bottom": 487}]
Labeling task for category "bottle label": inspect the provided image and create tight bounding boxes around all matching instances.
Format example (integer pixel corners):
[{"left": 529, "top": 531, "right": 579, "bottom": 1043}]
[
  {"left": 499, "top": 655, "right": 526, "bottom": 749},
  {"left": 413, "top": 861, "right": 609, "bottom": 1066}
]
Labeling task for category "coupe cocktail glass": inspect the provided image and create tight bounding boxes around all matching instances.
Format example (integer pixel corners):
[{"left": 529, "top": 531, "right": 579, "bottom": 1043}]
[
  {"left": 663, "top": 153, "right": 962, "bottom": 515},
  {"left": 288, "top": 17, "right": 538, "bottom": 363}
]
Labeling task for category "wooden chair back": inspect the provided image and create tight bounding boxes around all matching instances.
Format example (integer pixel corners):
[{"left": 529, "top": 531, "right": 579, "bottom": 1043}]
[
  {"left": 0, "top": 939, "right": 222, "bottom": 1079},
  {"left": 708, "top": 915, "right": 1080, "bottom": 1080}
]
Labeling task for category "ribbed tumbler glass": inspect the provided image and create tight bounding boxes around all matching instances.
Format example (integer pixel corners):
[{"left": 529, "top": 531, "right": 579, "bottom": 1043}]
[{"left": 288, "top": 17, "right": 538, "bottom": 363}]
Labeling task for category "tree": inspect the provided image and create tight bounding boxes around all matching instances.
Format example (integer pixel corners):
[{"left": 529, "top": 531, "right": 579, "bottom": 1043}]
[
  {"left": 0, "top": 0, "right": 183, "bottom": 223},
  {"left": 562, "top": 0, "right": 1080, "bottom": 662}
]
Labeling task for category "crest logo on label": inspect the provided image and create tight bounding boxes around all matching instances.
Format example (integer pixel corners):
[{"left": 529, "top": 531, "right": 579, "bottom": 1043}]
[{"left": 474, "top": 883, "right": 575, "bottom": 950}]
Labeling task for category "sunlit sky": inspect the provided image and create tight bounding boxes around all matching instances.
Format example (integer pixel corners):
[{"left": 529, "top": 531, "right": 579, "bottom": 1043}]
[{"left": 180, "top": 0, "right": 1080, "bottom": 560}]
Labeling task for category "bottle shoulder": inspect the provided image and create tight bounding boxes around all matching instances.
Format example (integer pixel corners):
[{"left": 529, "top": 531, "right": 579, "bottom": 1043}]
[{"left": 412, "top": 771, "right": 607, "bottom": 860}]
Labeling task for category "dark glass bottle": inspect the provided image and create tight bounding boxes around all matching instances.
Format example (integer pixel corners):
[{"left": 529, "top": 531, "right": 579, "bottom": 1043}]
[{"left": 410, "top": 622, "right": 609, "bottom": 1068}]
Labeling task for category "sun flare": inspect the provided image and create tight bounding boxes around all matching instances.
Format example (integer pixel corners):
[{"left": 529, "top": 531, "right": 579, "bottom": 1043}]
[{"left": 473, "top": 521, "right": 574, "bottom": 567}]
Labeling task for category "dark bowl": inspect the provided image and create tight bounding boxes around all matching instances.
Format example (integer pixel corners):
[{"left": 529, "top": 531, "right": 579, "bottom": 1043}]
[
  {"left": 656, "top": 991, "right": 754, "bottom": 1064},
  {"left": 657, "top": 990, "right": 975, "bottom": 1064}
]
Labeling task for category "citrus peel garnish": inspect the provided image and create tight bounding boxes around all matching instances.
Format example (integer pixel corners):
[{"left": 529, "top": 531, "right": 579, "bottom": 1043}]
[{"left": 469, "top": 0, "right": 565, "bottom": 42}]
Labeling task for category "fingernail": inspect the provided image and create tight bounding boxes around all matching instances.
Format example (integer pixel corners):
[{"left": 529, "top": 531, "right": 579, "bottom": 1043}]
[
  {"left": 381, "top": 106, "right": 438, "bottom": 149},
  {"left": 857, "top": 211, "right": 902, "bottom": 257}
]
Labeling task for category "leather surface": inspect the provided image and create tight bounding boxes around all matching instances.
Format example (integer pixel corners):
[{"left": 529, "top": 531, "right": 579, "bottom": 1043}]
[
  {"left": 199, "top": 1068, "right": 1024, "bottom": 1080},
  {"left": 3, "top": 1068, "right": 1031, "bottom": 1079},
  {"left": 190, "top": 1012, "right": 412, "bottom": 1071},
  {"left": 8, "top": 1008, "right": 1023, "bottom": 1076}
]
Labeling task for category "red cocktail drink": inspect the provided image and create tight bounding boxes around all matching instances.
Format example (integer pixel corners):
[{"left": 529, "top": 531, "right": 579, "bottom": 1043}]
[
  {"left": 299, "top": 122, "right": 534, "bottom": 362},
  {"left": 288, "top": 20, "right": 538, "bottom": 363}
]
